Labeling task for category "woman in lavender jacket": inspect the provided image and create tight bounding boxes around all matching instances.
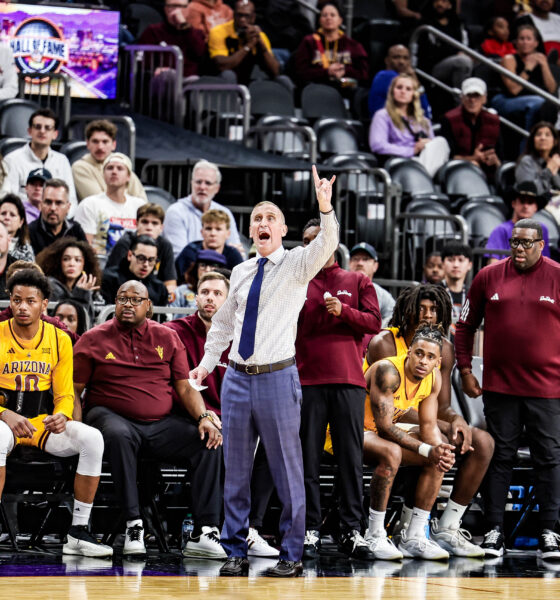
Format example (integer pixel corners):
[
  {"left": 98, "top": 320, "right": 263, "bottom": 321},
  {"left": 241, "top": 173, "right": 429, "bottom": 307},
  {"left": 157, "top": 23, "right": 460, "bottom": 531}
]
[{"left": 369, "top": 74, "right": 449, "bottom": 177}]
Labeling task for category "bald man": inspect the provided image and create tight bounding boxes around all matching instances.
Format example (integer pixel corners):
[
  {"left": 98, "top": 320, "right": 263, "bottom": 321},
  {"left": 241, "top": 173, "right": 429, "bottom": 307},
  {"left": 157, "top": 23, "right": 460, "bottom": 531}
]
[
  {"left": 368, "top": 44, "right": 432, "bottom": 118},
  {"left": 73, "top": 281, "right": 225, "bottom": 559}
]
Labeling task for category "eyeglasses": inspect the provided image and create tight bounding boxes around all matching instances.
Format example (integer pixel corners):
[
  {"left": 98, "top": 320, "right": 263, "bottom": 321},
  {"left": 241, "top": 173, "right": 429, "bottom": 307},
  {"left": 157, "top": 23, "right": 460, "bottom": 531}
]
[
  {"left": 115, "top": 296, "right": 149, "bottom": 306},
  {"left": 31, "top": 124, "right": 55, "bottom": 131},
  {"left": 193, "top": 179, "right": 217, "bottom": 186},
  {"left": 132, "top": 253, "right": 157, "bottom": 265},
  {"left": 508, "top": 237, "right": 542, "bottom": 249}
]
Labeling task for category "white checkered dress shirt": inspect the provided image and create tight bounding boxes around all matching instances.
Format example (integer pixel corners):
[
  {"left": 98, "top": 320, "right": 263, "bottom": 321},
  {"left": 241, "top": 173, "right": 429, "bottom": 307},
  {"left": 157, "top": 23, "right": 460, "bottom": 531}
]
[{"left": 200, "top": 211, "right": 339, "bottom": 371}]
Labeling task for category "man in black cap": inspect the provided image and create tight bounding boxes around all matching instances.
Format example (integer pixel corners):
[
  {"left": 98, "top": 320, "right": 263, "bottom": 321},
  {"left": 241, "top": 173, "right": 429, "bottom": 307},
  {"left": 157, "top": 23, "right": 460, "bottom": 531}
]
[
  {"left": 28, "top": 179, "right": 87, "bottom": 255},
  {"left": 485, "top": 181, "right": 550, "bottom": 264},
  {"left": 23, "top": 167, "right": 52, "bottom": 224},
  {"left": 348, "top": 242, "right": 395, "bottom": 327}
]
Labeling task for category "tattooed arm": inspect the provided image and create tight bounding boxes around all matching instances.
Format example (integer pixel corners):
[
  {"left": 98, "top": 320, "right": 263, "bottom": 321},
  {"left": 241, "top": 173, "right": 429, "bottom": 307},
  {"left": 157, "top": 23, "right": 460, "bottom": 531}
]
[{"left": 367, "top": 360, "right": 424, "bottom": 454}]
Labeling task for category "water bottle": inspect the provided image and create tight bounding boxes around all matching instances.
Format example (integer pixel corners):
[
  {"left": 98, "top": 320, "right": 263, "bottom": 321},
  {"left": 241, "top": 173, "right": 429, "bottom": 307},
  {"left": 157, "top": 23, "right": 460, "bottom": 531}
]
[{"left": 182, "top": 513, "right": 194, "bottom": 548}]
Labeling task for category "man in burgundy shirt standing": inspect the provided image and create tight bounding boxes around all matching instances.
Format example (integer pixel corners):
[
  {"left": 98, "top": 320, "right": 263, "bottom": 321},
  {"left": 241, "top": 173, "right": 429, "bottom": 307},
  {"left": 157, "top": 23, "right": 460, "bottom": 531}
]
[
  {"left": 73, "top": 280, "right": 225, "bottom": 559},
  {"left": 455, "top": 218, "right": 560, "bottom": 561},
  {"left": 295, "top": 219, "right": 381, "bottom": 560}
]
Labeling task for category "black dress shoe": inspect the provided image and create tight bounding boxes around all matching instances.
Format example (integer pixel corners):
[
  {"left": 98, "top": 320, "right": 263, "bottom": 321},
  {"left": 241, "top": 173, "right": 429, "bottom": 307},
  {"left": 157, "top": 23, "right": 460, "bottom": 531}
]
[
  {"left": 219, "top": 556, "right": 249, "bottom": 576},
  {"left": 264, "top": 559, "right": 303, "bottom": 577}
]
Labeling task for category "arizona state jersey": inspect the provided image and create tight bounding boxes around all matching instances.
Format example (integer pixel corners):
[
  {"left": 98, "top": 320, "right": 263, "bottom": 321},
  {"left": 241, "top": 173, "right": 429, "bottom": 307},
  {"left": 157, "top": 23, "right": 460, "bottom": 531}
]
[
  {"left": 363, "top": 353, "right": 435, "bottom": 433},
  {"left": 362, "top": 326, "right": 409, "bottom": 374},
  {"left": 0, "top": 319, "right": 74, "bottom": 420}
]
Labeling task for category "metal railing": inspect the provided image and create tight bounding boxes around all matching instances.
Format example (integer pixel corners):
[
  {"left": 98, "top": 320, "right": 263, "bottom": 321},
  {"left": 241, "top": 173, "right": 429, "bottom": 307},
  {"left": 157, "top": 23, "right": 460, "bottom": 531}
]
[
  {"left": 67, "top": 114, "right": 137, "bottom": 167},
  {"left": 410, "top": 25, "right": 560, "bottom": 110},
  {"left": 391, "top": 213, "right": 469, "bottom": 280},
  {"left": 18, "top": 72, "right": 71, "bottom": 137},
  {"left": 122, "top": 44, "right": 184, "bottom": 126},
  {"left": 183, "top": 83, "right": 251, "bottom": 143},
  {"left": 246, "top": 124, "right": 318, "bottom": 164}
]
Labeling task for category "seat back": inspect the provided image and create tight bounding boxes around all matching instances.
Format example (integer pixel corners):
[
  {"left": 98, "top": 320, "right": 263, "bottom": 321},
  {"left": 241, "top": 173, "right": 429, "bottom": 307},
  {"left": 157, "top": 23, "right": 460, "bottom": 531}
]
[
  {"left": 437, "top": 160, "right": 492, "bottom": 199},
  {"left": 534, "top": 209, "right": 560, "bottom": 250},
  {"left": 0, "top": 137, "right": 27, "bottom": 157},
  {"left": 59, "top": 141, "right": 88, "bottom": 165},
  {"left": 249, "top": 80, "right": 295, "bottom": 117},
  {"left": 0, "top": 99, "right": 39, "bottom": 138},
  {"left": 460, "top": 201, "right": 506, "bottom": 247},
  {"left": 144, "top": 185, "right": 176, "bottom": 211},
  {"left": 451, "top": 358, "right": 486, "bottom": 430},
  {"left": 301, "top": 84, "right": 348, "bottom": 120},
  {"left": 495, "top": 161, "right": 516, "bottom": 198},
  {"left": 385, "top": 158, "right": 437, "bottom": 196},
  {"left": 314, "top": 118, "right": 361, "bottom": 157}
]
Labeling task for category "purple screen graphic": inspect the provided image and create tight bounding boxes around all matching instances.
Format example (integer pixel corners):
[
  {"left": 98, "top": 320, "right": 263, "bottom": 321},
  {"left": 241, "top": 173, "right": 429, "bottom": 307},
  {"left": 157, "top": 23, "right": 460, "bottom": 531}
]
[{"left": 1, "top": 4, "right": 120, "bottom": 99}]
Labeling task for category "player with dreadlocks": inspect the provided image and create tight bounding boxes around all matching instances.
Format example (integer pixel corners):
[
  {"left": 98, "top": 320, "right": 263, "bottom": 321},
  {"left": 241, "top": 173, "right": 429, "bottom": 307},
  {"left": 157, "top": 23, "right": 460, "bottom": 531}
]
[{"left": 365, "top": 285, "right": 494, "bottom": 558}]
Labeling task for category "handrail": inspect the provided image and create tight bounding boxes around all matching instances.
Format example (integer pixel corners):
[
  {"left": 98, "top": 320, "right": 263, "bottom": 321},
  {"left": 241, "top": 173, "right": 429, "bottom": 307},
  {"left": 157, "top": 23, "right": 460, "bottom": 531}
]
[
  {"left": 409, "top": 24, "right": 560, "bottom": 109},
  {"left": 415, "top": 66, "right": 530, "bottom": 138}
]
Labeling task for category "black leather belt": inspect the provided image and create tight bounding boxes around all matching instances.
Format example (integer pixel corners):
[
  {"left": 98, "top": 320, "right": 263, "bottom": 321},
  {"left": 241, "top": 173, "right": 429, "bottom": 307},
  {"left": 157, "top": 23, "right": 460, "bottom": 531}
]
[{"left": 229, "top": 357, "right": 296, "bottom": 375}]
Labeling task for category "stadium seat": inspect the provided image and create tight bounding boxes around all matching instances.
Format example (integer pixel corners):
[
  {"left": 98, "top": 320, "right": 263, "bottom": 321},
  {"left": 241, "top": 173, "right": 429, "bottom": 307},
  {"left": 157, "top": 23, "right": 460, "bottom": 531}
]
[
  {"left": 0, "top": 98, "right": 39, "bottom": 138},
  {"left": 495, "top": 161, "right": 516, "bottom": 199},
  {"left": 314, "top": 118, "right": 363, "bottom": 158},
  {"left": 251, "top": 115, "right": 313, "bottom": 156},
  {"left": 533, "top": 209, "right": 560, "bottom": 256},
  {"left": 248, "top": 80, "right": 295, "bottom": 118},
  {"left": 0, "top": 137, "right": 27, "bottom": 157},
  {"left": 144, "top": 185, "right": 176, "bottom": 210},
  {"left": 124, "top": 3, "right": 163, "bottom": 39},
  {"left": 59, "top": 140, "right": 88, "bottom": 165},
  {"left": 301, "top": 84, "right": 348, "bottom": 121},
  {"left": 460, "top": 200, "right": 506, "bottom": 247},
  {"left": 435, "top": 159, "right": 503, "bottom": 211},
  {"left": 385, "top": 157, "right": 450, "bottom": 208}
]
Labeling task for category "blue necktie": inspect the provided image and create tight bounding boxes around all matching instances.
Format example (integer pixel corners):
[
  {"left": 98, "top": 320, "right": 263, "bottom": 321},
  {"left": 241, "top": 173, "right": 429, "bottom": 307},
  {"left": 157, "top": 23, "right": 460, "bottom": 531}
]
[{"left": 239, "top": 257, "right": 267, "bottom": 360}]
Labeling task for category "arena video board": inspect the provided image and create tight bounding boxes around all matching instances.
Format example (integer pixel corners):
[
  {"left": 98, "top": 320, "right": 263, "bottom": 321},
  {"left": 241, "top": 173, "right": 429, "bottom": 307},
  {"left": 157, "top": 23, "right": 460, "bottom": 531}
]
[{"left": 0, "top": 3, "right": 120, "bottom": 99}]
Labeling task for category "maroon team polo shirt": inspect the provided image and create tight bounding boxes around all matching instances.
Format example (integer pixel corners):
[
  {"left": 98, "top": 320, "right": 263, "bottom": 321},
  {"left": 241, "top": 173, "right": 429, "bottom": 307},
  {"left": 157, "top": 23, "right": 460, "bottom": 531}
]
[
  {"left": 74, "top": 317, "right": 190, "bottom": 421},
  {"left": 165, "top": 312, "right": 230, "bottom": 416}
]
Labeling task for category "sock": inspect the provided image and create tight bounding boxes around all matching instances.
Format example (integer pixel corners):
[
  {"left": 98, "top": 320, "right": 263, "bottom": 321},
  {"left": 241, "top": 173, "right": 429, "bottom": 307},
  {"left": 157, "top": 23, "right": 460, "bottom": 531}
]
[
  {"left": 439, "top": 499, "right": 467, "bottom": 531},
  {"left": 400, "top": 504, "right": 413, "bottom": 528},
  {"left": 407, "top": 507, "right": 431, "bottom": 540},
  {"left": 126, "top": 518, "right": 143, "bottom": 529},
  {"left": 368, "top": 508, "right": 386, "bottom": 536},
  {"left": 72, "top": 499, "right": 93, "bottom": 527}
]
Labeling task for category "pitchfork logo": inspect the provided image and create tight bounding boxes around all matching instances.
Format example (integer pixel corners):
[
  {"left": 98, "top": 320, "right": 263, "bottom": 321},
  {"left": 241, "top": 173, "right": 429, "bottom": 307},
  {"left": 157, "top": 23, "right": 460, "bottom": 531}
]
[{"left": 10, "top": 17, "right": 69, "bottom": 75}]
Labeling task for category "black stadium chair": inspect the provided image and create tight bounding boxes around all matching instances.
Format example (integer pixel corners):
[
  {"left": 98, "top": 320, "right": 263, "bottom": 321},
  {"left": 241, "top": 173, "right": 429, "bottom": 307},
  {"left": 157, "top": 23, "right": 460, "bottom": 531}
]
[
  {"left": 0, "top": 137, "right": 27, "bottom": 157},
  {"left": 495, "top": 161, "right": 516, "bottom": 199},
  {"left": 301, "top": 84, "right": 348, "bottom": 121},
  {"left": 144, "top": 185, "right": 176, "bottom": 211},
  {"left": 460, "top": 200, "right": 506, "bottom": 247},
  {"left": 0, "top": 98, "right": 39, "bottom": 138},
  {"left": 533, "top": 209, "right": 560, "bottom": 258},
  {"left": 435, "top": 159, "right": 503, "bottom": 211},
  {"left": 124, "top": 2, "right": 163, "bottom": 39},
  {"left": 248, "top": 80, "right": 295, "bottom": 118},
  {"left": 59, "top": 140, "right": 88, "bottom": 165},
  {"left": 313, "top": 118, "right": 363, "bottom": 158},
  {"left": 385, "top": 157, "right": 450, "bottom": 208}
]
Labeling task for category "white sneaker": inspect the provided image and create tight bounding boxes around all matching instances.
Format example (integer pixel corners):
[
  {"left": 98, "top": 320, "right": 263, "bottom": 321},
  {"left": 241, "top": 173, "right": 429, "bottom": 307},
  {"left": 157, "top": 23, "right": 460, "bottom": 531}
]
[
  {"left": 398, "top": 529, "right": 449, "bottom": 561},
  {"left": 430, "top": 519, "right": 485, "bottom": 558},
  {"left": 123, "top": 523, "right": 146, "bottom": 555},
  {"left": 183, "top": 526, "right": 227, "bottom": 560},
  {"left": 63, "top": 525, "right": 113, "bottom": 558},
  {"left": 247, "top": 527, "right": 279, "bottom": 558},
  {"left": 364, "top": 528, "right": 403, "bottom": 561}
]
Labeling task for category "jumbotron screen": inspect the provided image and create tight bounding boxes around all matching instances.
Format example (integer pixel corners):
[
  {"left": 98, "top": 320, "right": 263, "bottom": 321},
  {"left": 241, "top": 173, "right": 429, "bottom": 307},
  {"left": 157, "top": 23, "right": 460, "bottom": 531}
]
[{"left": 0, "top": 3, "right": 120, "bottom": 99}]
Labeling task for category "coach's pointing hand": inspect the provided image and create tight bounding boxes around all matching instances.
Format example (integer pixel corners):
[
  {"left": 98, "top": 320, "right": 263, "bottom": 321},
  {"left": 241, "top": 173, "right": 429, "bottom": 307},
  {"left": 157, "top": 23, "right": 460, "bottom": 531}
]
[{"left": 312, "top": 164, "right": 336, "bottom": 213}]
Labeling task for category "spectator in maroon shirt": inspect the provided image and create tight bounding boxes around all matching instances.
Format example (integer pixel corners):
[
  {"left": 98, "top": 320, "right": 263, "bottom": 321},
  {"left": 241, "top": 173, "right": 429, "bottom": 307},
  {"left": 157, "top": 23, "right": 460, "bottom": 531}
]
[{"left": 73, "top": 280, "right": 225, "bottom": 559}]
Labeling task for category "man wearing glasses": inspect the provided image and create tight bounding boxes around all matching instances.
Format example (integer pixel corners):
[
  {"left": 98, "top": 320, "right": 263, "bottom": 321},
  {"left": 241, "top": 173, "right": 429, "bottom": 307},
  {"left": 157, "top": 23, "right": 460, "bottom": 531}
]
[
  {"left": 485, "top": 181, "right": 550, "bottom": 264},
  {"left": 456, "top": 218, "right": 560, "bottom": 562},
  {"left": 4, "top": 109, "right": 77, "bottom": 213},
  {"left": 74, "top": 280, "right": 225, "bottom": 557},
  {"left": 163, "top": 160, "right": 241, "bottom": 258},
  {"left": 101, "top": 235, "right": 168, "bottom": 306}
]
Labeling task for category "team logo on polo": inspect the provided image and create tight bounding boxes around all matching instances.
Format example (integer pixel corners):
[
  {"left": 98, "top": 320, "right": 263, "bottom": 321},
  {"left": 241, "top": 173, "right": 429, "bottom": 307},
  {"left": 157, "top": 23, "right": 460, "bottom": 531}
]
[
  {"left": 155, "top": 346, "right": 164, "bottom": 359},
  {"left": 11, "top": 17, "right": 69, "bottom": 75}
]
